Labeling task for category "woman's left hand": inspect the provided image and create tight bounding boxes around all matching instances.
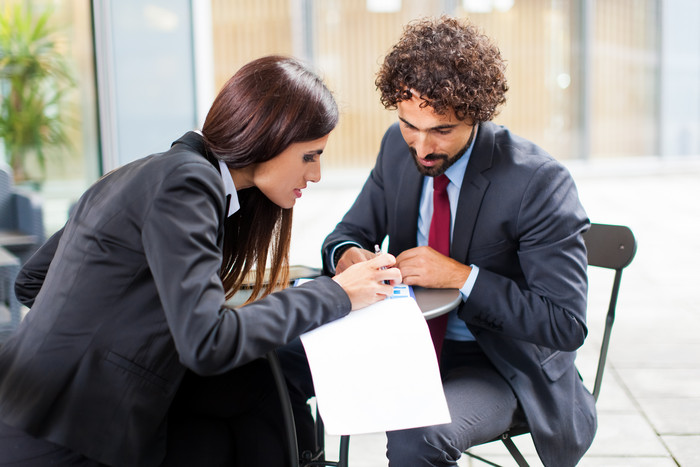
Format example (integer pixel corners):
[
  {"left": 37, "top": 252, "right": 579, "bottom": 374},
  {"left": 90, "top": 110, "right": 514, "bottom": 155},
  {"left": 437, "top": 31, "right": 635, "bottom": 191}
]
[{"left": 332, "top": 253, "right": 402, "bottom": 310}]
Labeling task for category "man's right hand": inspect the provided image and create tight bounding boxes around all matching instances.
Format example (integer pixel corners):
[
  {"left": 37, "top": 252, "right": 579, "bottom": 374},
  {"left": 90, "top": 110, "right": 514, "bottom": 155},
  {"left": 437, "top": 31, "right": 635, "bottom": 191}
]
[
  {"left": 332, "top": 253, "right": 402, "bottom": 310},
  {"left": 335, "top": 246, "right": 376, "bottom": 274}
]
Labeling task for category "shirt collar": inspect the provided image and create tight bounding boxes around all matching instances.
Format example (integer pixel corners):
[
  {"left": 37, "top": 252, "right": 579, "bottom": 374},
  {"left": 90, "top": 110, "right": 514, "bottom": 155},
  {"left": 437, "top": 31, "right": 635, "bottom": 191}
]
[
  {"left": 218, "top": 160, "right": 240, "bottom": 217},
  {"left": 442, "top": 123, "right": 479, "bottom": 189},
  {"left": 194, "top": 129, "right": 239, "bottom": 217}
]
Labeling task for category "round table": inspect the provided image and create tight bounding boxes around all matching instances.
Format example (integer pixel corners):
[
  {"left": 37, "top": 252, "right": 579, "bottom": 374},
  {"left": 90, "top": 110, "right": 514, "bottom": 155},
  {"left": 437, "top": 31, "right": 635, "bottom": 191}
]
[{"left": 412, "top": 286, "right": 462, "bottom": 319}]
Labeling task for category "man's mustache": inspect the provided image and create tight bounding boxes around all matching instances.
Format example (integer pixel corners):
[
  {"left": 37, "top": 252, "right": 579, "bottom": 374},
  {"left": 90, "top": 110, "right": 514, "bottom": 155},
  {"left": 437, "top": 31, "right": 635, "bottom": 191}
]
[{"left": 409, "top": 148, "right": 449, "bottom": 161}]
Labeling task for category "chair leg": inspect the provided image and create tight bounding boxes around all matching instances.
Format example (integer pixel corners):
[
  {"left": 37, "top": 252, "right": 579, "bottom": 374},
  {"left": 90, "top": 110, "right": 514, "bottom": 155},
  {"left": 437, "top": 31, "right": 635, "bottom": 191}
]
[
  {"left": 501, "top": 436, "right": 529, "bottom": 467},
  {"left": 337, "top": 435, "right": 350, "bottom": 467},
  {"left": 299, "top": 409, "right": 350, "bottom": 467},
  {"left": 301, "top": 434, "right": 350, "bottom": 467},
  {"left": 315, "top": 403, "right": 326, "bottom": 457},
  {"left": 266, "top": 351, "right": 300, "bottom": 467},
  {"left": 463, "top": 451, "right": 506, "bottom": 467}
]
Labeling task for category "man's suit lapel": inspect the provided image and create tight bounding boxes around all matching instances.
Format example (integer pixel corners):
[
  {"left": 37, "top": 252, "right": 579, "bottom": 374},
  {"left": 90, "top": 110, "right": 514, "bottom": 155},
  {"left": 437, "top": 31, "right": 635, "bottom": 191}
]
[
  {"left": 392, "top": 145, "right": 423, "bottom": 254},
  {"left": 452, "top": 122, "right": 494, "bottom": 264}
]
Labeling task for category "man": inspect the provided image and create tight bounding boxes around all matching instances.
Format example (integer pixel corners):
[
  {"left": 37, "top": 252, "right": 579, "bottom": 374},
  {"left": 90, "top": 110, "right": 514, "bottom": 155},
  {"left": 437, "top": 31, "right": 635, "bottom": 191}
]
[{"left": 282, "top": 16, "right": 595, "bottom": 467}]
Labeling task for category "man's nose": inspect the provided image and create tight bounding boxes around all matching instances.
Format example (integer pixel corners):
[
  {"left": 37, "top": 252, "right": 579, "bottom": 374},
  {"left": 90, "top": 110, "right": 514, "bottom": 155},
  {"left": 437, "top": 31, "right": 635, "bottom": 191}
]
[{"left": 414, "top": 132, "right": 433, "bottom": 158}]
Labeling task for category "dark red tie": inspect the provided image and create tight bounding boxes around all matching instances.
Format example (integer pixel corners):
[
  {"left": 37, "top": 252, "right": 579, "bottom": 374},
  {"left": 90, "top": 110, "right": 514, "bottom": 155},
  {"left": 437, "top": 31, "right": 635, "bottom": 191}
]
[{"left": 427, "top": 174, "right": 451, "bottom": 361}]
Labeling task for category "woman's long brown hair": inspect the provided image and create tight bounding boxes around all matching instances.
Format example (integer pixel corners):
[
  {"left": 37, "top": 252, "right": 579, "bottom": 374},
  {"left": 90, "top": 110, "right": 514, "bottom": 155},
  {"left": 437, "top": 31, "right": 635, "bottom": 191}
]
[{"left": 202, "top": 56, "right": 338, "bottom": 303}]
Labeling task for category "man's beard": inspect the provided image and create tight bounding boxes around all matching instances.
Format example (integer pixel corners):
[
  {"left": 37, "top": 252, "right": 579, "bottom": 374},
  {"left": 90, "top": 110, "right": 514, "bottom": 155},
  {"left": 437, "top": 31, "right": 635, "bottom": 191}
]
[
  {"left": 409, "top": 126, "right": 476, "bottom": 177},
  {"left": 410, "top": 145, "right": 466, "bottom": 177}
]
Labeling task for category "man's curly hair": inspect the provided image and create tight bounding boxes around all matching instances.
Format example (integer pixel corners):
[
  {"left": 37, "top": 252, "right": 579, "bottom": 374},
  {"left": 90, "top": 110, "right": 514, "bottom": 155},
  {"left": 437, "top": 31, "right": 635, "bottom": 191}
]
[{"left": 376, "top": 16, "right": 508, "bottom": 123}]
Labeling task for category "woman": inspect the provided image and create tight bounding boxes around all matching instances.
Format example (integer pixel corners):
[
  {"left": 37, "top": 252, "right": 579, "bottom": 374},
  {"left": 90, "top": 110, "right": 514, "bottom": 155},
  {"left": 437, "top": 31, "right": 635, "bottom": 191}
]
[{"left": 0, "top": 56, "right": 400, "bottom": 466}]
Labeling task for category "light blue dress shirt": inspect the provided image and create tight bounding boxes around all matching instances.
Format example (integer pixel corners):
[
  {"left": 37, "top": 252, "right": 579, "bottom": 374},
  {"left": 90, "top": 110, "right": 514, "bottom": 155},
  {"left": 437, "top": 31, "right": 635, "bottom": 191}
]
[
  {"left": 416, "top": 128, "right": 479, "bottom": 341},
  {"left": 330, "top": 127, "right": 479, "bottom": 341}
]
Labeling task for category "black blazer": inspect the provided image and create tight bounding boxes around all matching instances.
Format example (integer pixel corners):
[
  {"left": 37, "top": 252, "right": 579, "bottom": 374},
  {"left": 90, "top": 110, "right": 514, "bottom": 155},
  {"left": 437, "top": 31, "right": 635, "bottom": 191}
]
[
  {"left": 0, "top": 132, "right": 351, "bottom": 467},
  {"left": 323, "top": 122, "right": 595, "bottom": 467}
]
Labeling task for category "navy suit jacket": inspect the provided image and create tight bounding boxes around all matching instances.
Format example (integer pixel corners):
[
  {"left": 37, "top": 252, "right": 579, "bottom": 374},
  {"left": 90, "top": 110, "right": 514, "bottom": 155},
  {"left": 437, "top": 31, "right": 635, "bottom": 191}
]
[
  {"left": 323, "top": 122, "right": 596, "bottom": 467},
  {"left": 0, "top": 132, "right": 352, "bottom": 467}
]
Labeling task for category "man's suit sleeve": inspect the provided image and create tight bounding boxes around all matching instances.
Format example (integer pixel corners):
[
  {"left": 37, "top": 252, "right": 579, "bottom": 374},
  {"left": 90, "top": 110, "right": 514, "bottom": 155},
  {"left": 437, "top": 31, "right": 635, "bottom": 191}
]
[
  {"left": 14, "top": 228, "right": 64, "bottom": 307},
  {"left": 322, "top": 128, "right": 394, "bottom": 273},
  {"left": 142, "top": 161, "right": 351, "bottom": 375},
  {"left": 461, "top": 159, "right": 589, "bottom": 352}
]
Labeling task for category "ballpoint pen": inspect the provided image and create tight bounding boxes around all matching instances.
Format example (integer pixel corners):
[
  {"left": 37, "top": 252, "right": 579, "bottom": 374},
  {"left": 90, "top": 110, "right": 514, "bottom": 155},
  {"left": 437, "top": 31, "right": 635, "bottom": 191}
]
[{"left": 375, "top": 244, "right": 391, "bottom": 284}]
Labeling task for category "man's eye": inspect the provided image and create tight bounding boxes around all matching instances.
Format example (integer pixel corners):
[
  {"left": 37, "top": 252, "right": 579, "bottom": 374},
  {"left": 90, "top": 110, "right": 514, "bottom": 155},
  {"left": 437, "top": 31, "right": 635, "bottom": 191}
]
[{"left": 435, "top": 129, "right": 452, "bottom": 135}]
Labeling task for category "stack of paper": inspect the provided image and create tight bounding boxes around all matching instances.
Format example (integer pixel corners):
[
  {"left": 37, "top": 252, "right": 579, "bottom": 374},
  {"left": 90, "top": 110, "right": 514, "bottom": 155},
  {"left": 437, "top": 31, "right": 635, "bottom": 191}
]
[{"left": 300, "top": 294, "right": 451, "bottom": 435}]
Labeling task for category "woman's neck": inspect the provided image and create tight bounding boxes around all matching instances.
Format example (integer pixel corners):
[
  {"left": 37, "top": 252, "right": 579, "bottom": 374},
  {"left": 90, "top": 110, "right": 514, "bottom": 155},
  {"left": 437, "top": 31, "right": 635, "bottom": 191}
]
[{"left": 229, "top": 165, "right": 255, "bottom": 190}]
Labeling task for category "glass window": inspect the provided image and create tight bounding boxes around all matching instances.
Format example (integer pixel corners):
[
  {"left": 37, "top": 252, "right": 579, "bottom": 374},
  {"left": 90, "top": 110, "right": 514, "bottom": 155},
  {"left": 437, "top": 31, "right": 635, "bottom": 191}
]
[
  {"left": 210, "top": 0, "right": 666, "bottom": 167},
  {"left": 0, "top": 0, "right": 100, "bottom": 233},
  {"left": 591, "top": 0, "right": 658, "bottom": 159},
  {"left": 94, "top": 0, "right": 198, "bottom": 169},
  {"left": 457, "top": 0, "right": 580, "bottom": 159},
  {"left": 210, "top": 0, "right": 295, "bottom": 85}
]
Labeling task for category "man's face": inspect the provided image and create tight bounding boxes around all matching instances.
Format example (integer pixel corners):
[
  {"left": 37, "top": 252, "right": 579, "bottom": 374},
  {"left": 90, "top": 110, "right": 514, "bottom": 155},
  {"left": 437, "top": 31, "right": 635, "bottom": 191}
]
[{"left": 396, "top": 93, "right": 476, "bottom": 177}]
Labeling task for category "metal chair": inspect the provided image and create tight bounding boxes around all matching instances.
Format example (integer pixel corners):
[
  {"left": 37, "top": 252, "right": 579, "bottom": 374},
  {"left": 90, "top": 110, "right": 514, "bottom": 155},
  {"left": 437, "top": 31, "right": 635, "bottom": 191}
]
[
  {"left": 465, "top": 222, "right": 637, "bottom": 466},
  {"left": 306, "top": 223, "right": 637, "bottom": 466},
  {"left": 264, "top": 263, "right": 351, "bottom": 467},
  {"left": 0, "top": 163, "right": 44, "bottom": 265},
  {"left": 0, "top": 164, "right": 44, "bottom": 343},
  {"left": 268, "top": 350, "right": 350, "bottom": 467},
  {"left": 0, "top": 246, "right": 21, "bottom": 344}
]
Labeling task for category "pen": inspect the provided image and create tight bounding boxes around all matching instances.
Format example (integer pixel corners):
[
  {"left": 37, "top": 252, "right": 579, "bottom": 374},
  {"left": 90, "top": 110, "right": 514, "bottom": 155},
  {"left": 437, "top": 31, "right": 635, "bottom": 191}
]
[{"left": 375, "top": 244, "right": 390, "bottom": 285}]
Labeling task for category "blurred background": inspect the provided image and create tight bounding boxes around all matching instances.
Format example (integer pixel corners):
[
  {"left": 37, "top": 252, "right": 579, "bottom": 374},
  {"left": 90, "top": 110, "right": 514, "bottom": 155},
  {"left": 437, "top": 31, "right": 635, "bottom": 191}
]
[
  {"left": 1, "top": 0, "right": 698, "bottom": 236},
  {"left": 2, "top": 1, "right": 700, "bottom": 464}
]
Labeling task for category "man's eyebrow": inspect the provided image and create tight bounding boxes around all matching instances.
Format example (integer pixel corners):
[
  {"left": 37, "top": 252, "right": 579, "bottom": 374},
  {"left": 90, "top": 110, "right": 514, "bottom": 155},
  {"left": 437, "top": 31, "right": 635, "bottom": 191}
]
[
  {"left": 432, "top": 123, "right": 458, "bottom": 130},
  {"left": 398, "top": 116, "right": 458, "bottom": 131},
  {"left": 398, "top": 116, "right": 416, "bottom": 128}
]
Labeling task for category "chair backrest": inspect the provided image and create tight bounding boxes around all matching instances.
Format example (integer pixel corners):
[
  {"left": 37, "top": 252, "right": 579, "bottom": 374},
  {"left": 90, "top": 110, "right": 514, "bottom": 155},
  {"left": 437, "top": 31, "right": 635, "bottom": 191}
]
[
  {"left": 0, "top": 165, "right": 14, "bottom": 229},
  {"left": 581, "top": 223, "right": 637, "bottom": 401},
  {"left": 0, "top": 164, "right": 45, "bottom": 263}
]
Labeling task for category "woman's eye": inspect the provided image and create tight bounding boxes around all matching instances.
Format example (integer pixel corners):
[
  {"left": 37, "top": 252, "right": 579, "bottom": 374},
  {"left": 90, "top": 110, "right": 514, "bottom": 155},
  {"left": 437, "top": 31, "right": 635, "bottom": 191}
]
[{"left": 303, "top": 154, "right": 316, "bottom": 162}]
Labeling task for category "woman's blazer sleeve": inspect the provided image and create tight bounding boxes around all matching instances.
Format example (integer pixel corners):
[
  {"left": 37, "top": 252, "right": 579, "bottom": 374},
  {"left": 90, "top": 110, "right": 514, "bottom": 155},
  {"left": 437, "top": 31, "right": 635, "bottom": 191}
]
[
  {"left": 141, "top": 160, "right": 351, "bottom": 375},
  {"left": 14, "top": 228, "right": 64, "bottom": 307}
]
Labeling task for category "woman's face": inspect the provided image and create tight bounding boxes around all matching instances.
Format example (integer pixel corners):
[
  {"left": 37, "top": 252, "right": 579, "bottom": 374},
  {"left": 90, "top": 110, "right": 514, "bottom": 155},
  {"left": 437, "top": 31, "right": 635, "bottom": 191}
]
[{"left": 252, "top": 134, "right": 329, "bottom": 209}]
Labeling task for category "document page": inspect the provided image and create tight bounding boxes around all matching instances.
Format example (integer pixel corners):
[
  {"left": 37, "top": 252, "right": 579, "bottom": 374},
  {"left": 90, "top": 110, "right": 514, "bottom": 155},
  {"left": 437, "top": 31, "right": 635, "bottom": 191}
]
[{"left": 299, "top": 293, "right": 451, "bottom": 435}]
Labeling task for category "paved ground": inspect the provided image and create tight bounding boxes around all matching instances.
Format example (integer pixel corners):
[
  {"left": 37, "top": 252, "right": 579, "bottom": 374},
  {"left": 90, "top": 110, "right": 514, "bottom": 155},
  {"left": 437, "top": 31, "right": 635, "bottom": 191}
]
[
  {"left": 288, "top": 155, "right": 700, "bottom": 466},
  {"left": 7, "top": 154, "right": 700, "bottom": 466}
]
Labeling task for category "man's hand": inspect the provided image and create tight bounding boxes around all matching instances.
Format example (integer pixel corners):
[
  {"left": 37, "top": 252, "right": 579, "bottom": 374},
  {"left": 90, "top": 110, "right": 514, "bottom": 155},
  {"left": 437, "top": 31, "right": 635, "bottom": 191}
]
[
  {"left": 335, "top": 246, "right": 376, "bottom": 274},
  {"left": 332, "top": 253, "right": 402, "bottom": 310},
  {"left": 396, "top": 246, "right": 471, "bottom": 289}
]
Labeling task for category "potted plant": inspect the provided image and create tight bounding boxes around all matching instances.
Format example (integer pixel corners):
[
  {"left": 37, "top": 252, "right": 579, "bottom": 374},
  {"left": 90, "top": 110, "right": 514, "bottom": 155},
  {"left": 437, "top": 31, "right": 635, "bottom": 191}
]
[{"left": 0, "top": 3, "right": 74, "bottom": 185}]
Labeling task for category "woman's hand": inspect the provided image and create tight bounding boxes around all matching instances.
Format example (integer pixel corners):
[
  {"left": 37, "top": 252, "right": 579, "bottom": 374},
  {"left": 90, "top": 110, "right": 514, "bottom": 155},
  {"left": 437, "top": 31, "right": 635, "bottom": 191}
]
[
  {"left": 332, "top": 253, "right": 402, "bottom": 310},
  {"left": 335, "top": 246, "right": 376, "bottom": 274}
]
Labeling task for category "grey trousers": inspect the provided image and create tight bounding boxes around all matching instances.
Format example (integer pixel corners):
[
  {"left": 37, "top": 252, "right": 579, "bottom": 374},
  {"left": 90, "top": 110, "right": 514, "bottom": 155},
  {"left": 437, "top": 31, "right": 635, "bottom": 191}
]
[
  {"left": 278, "top": 338, "right": 524, "bottom": 466},
  {"left": 386, "top": 339, "right": 524, "bottom": 466}
]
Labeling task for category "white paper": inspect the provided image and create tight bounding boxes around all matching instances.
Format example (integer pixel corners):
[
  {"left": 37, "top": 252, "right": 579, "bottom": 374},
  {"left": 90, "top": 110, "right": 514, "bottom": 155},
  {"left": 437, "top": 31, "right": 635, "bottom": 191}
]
[{"left": 299, "top": 295, "right": 451, "bottom": 435}]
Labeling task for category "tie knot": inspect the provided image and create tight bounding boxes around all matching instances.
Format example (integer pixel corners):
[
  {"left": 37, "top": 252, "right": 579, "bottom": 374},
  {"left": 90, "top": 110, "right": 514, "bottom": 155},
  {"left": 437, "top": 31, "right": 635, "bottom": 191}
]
[{"left": 433, "top": 174, "right": 450, "bottom": 193}]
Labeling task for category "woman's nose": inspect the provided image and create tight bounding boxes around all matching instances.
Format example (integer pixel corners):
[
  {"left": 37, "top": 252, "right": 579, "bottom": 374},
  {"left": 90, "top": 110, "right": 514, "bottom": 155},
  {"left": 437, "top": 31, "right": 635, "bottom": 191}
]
[{"left": 307, "top": 162, "right": 321, "bottom": 183}]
